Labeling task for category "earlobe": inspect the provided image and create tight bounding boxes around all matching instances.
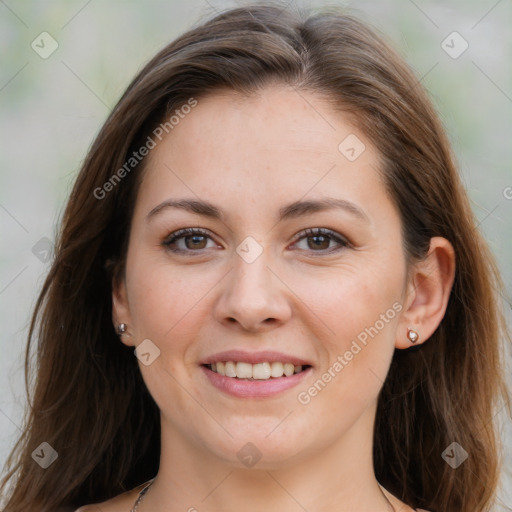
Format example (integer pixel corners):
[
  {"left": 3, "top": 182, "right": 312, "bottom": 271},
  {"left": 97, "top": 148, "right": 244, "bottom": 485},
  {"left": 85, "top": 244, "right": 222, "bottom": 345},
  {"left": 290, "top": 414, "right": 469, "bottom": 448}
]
[
  {"left": 112, "top": 276, "right": 135, "bottom": 347},
  {"left": 396, "top": 236, "right": 456, "bottom": 349}
]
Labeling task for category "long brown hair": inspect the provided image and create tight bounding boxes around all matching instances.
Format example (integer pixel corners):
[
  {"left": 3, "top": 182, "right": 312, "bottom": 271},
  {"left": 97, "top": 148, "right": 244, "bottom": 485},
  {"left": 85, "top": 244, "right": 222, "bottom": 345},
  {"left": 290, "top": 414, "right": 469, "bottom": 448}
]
[{"left": 1, "top": 4, "right": 510, "bottom": 511}]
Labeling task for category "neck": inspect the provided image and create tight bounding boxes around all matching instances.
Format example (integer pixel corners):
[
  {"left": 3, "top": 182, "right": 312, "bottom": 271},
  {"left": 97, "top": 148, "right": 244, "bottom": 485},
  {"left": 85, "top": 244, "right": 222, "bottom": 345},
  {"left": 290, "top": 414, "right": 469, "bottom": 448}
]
[{"left": 142, "top": 403, "right": 404, "bottom": 512}]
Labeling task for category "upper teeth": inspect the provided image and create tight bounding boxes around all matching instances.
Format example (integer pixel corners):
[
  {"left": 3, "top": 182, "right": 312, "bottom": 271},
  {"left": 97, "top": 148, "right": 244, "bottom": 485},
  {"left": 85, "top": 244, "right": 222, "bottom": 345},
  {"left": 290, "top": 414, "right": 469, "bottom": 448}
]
[{"left": 210, "top": 361, "right": 304, "bottom": 379}]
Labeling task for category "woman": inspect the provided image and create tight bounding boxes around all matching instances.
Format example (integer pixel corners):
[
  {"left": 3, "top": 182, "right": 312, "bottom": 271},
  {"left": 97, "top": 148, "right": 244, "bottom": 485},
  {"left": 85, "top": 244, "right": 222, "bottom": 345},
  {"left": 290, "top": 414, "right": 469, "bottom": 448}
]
[{"left": 1, "top": 4, "right": 510, "bottom": 512}]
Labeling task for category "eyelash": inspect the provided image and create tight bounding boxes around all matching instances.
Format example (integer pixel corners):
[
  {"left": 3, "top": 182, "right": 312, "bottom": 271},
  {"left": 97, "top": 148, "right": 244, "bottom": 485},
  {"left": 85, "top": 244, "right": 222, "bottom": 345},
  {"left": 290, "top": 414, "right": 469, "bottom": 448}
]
[{"left": 162, "top": 227, "right": 350, "bottom": 255}]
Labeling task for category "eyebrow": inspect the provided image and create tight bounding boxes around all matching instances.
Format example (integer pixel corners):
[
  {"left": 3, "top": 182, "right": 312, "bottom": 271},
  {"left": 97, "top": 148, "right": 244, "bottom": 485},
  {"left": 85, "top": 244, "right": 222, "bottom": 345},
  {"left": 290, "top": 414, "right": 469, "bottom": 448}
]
[{"left": 146, "top": 197, "right": 369, "bottom": 223}]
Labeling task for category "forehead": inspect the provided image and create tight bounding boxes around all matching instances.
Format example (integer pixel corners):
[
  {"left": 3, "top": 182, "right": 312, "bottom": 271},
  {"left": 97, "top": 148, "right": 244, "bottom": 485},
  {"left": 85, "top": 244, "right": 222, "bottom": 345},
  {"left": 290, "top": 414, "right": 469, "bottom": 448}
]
[{"left": 136, "top": 85, "right": 392, "bottom": 223}]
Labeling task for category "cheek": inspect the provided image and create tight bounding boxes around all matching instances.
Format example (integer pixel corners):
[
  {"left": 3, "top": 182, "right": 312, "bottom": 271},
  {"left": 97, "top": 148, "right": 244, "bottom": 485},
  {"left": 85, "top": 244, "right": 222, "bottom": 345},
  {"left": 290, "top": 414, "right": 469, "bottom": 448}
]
[
  {"left": 123, "top": 253, "right": 227, "bottom": 387},
  {"left": 283, "top": 256, "right": 404, "bottom": 340},
  {"left": 294, "top": 301, "right": 400, "bottom": 440},
  {"left": 290, "top": 260, "right": 404, "bottom": 401},
  {"left": 124, "top": 254, "right": 212, "bottom": 414},
  {"left": 126, "top": 250, "right": 211, "bottom": 340}
]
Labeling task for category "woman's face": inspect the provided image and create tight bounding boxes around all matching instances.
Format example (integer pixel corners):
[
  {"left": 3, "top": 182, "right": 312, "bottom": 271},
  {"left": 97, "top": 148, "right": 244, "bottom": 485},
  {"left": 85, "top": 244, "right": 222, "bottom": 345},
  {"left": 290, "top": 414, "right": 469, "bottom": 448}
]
[{"left": 114, "top": 85, "right": 411, "bottom": 468}]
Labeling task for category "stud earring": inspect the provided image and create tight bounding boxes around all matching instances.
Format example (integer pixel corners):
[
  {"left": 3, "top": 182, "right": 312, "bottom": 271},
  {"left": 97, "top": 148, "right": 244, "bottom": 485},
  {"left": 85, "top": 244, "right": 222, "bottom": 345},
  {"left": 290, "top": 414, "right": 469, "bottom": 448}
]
[
  {"left": 117, "top": 323, "right": 127, "bottom": 335},
  {"left": 407, "top": 327, "right": 419, "bottom": 343}
]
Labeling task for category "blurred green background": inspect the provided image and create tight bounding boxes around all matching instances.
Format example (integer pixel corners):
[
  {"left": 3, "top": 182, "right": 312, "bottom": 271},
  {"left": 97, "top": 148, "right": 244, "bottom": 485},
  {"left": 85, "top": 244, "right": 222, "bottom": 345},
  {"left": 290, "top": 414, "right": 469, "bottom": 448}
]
[{"left": 1, "top": 0, "right": 511, "bottom": 508}]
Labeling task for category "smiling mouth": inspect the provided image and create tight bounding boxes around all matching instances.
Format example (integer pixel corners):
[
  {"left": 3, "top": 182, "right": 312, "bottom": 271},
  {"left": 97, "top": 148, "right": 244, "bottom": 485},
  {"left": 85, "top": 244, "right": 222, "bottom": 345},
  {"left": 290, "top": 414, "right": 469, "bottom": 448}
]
[{"left": 204, "top": 361, "right": 311, "bottom": 380}]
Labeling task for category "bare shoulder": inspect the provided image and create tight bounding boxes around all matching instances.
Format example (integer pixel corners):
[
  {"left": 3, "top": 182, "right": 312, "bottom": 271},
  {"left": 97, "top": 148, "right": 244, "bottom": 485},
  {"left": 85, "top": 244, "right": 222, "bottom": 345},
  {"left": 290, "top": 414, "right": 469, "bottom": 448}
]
[{"left": 74, "top": 485, "right": 142, "bottom": 512}]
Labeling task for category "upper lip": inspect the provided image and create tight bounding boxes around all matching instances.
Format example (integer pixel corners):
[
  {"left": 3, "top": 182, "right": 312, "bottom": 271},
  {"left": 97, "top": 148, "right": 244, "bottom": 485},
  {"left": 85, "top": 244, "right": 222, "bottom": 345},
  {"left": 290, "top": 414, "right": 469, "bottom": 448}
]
[{"left": 200, "top": 350, "right": 312, "bottom": 367}]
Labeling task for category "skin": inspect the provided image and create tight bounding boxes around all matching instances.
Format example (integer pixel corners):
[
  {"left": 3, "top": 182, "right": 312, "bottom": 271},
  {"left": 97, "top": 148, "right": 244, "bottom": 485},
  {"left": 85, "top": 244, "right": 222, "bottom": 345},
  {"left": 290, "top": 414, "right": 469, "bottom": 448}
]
[{"left": 78, "top": 85, "right": 455, "bottom": 512}]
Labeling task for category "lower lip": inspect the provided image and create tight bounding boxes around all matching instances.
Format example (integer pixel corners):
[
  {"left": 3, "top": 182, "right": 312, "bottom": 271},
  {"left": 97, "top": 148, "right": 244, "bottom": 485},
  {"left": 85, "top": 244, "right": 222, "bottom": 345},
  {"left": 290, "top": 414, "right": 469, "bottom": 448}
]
[{"left": 201, "top": 365, "right": 312, "bottom": 398}]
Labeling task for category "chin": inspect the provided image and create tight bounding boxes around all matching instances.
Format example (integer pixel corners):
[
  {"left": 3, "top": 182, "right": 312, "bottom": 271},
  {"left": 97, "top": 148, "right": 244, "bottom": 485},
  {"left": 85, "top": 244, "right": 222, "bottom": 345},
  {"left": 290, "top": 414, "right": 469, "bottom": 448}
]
[{"left": 201, "top": 427, "right": 312, "bottom": 470}]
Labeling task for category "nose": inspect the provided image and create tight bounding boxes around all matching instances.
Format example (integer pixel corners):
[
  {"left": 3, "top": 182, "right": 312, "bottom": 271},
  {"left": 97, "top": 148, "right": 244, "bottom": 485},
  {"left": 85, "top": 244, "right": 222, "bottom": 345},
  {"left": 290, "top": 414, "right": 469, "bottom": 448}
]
[{"left": 213, "top": 245, "right": 293, "bottom": 333}]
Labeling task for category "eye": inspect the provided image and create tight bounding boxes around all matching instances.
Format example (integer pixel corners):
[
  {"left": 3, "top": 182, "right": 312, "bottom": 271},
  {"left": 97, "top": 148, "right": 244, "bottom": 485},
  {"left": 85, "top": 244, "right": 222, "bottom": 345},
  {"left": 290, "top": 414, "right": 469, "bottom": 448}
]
[
  {"left": 291, "top": 227, "right": 350, "bottom": 254},
  {"left": 162, "top": 227, "right": 350, "bottom": 256},
  {"left": 163, "top": 228, "right": 219, "bottom": 253}
]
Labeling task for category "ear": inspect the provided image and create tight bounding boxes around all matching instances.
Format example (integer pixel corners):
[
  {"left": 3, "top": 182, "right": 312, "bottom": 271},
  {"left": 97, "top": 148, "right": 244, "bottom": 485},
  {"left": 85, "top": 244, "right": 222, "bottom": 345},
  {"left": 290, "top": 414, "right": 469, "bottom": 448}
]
[
  {"left": 112, "top": 271, "right": 136, "bottom": 347},
  {"left": 396, "top": 236, "right": 456, "bottom": 349}
]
